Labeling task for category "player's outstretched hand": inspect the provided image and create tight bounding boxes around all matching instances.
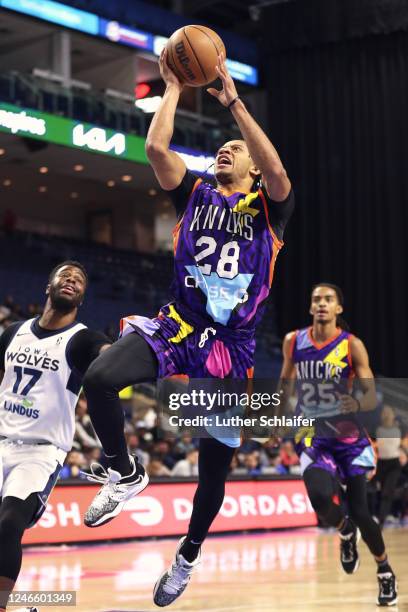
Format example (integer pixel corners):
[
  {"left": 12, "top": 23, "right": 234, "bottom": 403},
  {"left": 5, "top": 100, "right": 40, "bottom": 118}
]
[
  {"left": 337, "top": 393, "right": 360, "bottom": 413},
  {"left": 207, "top": 53, "right": 238, "bottom": 107},
  {"left": 159, "top": 48, "right": 184, "bottom": 91}
]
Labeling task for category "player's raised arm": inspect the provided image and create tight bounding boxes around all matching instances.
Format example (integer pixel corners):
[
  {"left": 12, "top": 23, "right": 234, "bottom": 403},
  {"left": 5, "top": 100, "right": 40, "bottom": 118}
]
[
  {"left": 145, "top": 48, "right": 187, "bottom": 190},
  {"left": 207, "top": 54, "right": 291, "bottom": 202}
]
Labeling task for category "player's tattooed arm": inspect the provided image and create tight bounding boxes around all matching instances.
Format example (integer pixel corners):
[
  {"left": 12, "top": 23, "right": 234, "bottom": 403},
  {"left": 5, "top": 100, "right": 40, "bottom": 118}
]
[
  {"left": 338, "top": 336, "right": 377, "bottom": 413},
  {"left": 207, "top": 53, "right": 291, "bottom": 202},
  {"left": 145, "top": 48, "right": 187, "bottom": 191}
]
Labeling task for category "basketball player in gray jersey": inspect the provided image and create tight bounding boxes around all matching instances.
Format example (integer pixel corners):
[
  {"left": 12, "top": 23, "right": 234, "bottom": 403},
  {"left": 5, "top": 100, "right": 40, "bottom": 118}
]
[{"left": 0, "top": 261, "right": 115, "bottom": 612}]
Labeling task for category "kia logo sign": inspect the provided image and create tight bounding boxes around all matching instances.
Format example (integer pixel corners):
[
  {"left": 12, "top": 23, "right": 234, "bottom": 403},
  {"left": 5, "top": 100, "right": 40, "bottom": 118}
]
[{"left": 72, "top": 124, "right": 126, "bottom": 155}]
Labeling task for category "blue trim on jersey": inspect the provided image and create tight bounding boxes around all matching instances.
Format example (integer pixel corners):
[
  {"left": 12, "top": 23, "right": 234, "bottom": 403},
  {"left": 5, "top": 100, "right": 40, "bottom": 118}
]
[
  {"left": 29, "top": 461, "right": 63, "bottom": 528},
  {"left": 66, "top": 368, "right": 82, "bottom": 395},
  {"left": 0, "top": 320, "right": 25, "bottom": 369},
  {"left": 65, "top": 328, "right": 86, "bottom": 394}
]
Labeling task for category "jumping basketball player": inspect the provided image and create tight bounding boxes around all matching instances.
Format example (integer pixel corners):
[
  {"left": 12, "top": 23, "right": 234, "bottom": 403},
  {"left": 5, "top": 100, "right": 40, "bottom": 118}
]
[
  {"left": 0, "top": 261, "right": 112, "bottom": 612},
  {"left": 279, "top": 283, "right": 397, "bottom": 606},
  {"left": 82, "top": 50, "right": 294, "bottom": 605}
]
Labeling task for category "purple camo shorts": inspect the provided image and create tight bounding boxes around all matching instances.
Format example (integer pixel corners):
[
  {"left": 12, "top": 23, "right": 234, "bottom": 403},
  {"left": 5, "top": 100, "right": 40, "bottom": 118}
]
[
  {"left": 120, "top": 302, "right": 255, "bottom": 380},
  {"left": 295, "top": 423, "right": 376, "bottom": 481}
]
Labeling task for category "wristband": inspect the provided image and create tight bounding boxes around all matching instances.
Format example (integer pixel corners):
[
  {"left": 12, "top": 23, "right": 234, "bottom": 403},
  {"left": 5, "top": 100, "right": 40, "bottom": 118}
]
[{"left": 227, "top": 96, "right": 240, "bottom": 109}]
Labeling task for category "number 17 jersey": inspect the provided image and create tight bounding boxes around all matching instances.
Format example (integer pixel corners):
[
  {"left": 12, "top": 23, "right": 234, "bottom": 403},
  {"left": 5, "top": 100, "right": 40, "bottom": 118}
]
[
  {"left": 169, "top": 171, "right": 294, "bottom": 332},
  {"left": 0, "top": 318, "right": 86, "bottom": 451}
]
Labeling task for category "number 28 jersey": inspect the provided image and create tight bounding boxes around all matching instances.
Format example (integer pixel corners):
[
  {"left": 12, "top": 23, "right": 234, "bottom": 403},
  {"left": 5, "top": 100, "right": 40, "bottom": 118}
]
[
  {"left": 291, "top": 327, "right": 355, "bottom": 419},
  {"left": 169, "top": 171, "right": 294, "bottom": 332},
  {"left": 0, "top": 318, "right": 86, "bottom": 451}
]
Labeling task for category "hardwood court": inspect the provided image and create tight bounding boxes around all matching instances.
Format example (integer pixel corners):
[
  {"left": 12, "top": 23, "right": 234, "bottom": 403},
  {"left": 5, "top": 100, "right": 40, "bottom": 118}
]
[{"left": 18, "top": 527, "right": 407, "bottom": 612}]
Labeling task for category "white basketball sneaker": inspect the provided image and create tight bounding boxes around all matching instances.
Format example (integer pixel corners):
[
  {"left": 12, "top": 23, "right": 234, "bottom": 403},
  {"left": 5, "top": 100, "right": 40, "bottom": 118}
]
[
  {"left": 153, "top": 537, "right": 201, "bottom": 607},
  {"left": 83, "top": 455, "right": 149, "bottom": 527}
]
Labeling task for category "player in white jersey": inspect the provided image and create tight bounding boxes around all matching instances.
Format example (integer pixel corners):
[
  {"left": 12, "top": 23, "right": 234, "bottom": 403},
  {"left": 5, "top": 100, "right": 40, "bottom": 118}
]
[{"left": 0, "top": 261, "right": 113, "bottom": 612}]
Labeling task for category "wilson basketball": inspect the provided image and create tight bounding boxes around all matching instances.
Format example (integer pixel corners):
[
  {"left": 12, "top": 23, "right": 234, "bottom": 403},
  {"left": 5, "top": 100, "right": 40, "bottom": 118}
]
[{"left": 166, "top": 25, "right": 226, "bottom": 87}]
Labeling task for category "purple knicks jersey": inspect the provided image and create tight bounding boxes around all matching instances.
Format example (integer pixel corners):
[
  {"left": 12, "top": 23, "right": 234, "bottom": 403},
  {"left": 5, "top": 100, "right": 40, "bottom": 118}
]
[
  {"left": 170, "top": 174, "right": 292, "bottom": 332},
  {"left": 292, "top": 327, "right": 354, "bottom": 419},
  {"left": 292, "top": 327, "right": 376, "bottom": 479}
]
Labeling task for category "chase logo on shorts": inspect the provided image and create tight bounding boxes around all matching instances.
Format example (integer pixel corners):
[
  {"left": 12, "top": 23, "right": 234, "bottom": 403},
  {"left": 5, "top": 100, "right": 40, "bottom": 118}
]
[{"left": 3, "top": 400, "right": 40, "bottom": 419}]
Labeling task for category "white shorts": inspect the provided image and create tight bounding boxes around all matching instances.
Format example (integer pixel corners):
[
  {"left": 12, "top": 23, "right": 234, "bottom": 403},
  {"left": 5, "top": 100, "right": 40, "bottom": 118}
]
[{"left": 0, "top": 439, "right": 66, "bottom": 525}]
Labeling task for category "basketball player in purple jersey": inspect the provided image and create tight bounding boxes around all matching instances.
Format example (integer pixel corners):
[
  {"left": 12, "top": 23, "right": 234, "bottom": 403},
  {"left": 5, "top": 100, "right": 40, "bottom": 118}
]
[
  {"left": 82, "top": 51, "right": 294, "bottom": 605},
  {"left": 280, "top": 283, "right": 397, "bottom": 606}
]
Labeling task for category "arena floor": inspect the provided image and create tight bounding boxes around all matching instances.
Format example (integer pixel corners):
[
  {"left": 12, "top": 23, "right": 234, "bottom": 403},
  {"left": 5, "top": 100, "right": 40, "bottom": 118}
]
[{"left": 17, "top": 526, "right": 407, "bottom": 611}]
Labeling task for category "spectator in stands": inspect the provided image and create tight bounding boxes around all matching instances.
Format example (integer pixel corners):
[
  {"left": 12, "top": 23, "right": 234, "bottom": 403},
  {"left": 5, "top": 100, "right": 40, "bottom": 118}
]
[
  {"left": 375, "top": 405, "right": 403, "bottom": 526},
  {"left": 265, "top": 451, "right": 288, "bottom": 475},
  {"left": 172, "top": 433, "right": 197, "bottom": 461},
  {"left": 234, "top": 451, "right": 262, "bottom": 477},
  {"left": 59, "top": 450, "right": 87, "bottom": 479},
  {"left": 280, "top": 440, "right": 300, "bottom": 473},
  {"left": 134, "top": 420, "right": 156, "bottom": 446},
  {"left": 228, "top": 453, "right": 240, "bottom": 474},
  {"left": 0, "top": 316, "right": 11, "bottom": 335},
  {"left": 85, "top": 446, "right": 103, "bottom": 467},
  {"left": 147, "top": 456, "right": 172, "bottom": 478},
  {"left": 153, "top": 440, "right": 175, "bottom": 470},
  {"left": 171, "top": 449, "right": 199, "bottom": 477},
  {"left": 399, "top": 425, "right": 408, "bottom": 447},
  {"left": 259, "top": 438, "right": 281, "bottom": 467},
  {"left": 393, "top": 448, "right": 408, "bottom": 522},
  {"left": 74, "top": 395, "right": 101, "bottom": 451},
  {"left": 141, "top": 407, "right": 158, "bottom": 430},
  {"left": 1, "top": 296, "right": 20, "bottom": 322},
  {"left": 126, "top": 432, "right": 150, "bottom": 467}
]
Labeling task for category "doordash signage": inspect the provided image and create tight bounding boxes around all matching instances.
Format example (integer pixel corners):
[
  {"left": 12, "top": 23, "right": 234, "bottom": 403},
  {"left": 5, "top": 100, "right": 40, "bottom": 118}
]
[{"left": 23, "top": 480, "right": 317, "bottom": 545}]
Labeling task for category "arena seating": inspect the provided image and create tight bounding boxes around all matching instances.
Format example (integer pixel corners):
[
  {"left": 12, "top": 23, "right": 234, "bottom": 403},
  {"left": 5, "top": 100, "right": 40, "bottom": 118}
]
[{"left": 0, "top": 230, "right": 282, "bottom": 374}]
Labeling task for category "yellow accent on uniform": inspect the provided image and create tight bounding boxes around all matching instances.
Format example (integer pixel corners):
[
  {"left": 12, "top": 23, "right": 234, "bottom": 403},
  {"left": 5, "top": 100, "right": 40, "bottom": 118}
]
[
  {"left": 119, "top": 386, "right": 133, "bottom": 399},
  {"left": 167, "top": 304, "right": 194, "bottom": 344},
  {"left": 232, "top": 192, "right": 261, "bottom": 218},
  {"left": 295, "top": 425, "right": 315, "bottom": 447},
  {"left": 323, "top": 338, "right": 349, "bottom": 377}
]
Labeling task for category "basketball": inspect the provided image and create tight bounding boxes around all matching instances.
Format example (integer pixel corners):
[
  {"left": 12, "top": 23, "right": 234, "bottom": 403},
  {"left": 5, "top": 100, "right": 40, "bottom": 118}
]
[{"left": 166, "top": 25, "right": 226, "bottom": 87}]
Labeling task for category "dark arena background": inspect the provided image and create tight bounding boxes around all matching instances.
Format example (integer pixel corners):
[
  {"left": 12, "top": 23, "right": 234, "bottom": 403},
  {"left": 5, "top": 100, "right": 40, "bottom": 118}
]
[{"left": 0, "top": 0, "right": 407, "bottom": 611}]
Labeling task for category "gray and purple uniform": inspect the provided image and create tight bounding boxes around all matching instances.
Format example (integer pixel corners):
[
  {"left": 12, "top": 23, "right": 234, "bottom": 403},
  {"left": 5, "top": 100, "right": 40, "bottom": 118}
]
[
  {"left": 121, "top": 171, "right": 294, "bottom": 381},
  {"left": 291, "top": 327, "right": 376, "bottom": 481}
]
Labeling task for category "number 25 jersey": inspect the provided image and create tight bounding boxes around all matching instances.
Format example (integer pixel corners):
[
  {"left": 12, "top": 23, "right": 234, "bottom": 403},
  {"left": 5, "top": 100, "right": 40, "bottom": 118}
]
[
  {"left": 291, "top": 327, "right": 354, "bottom": 419},
  {"left": 169, "top": 171, "right": 294, "bottom": 332}
]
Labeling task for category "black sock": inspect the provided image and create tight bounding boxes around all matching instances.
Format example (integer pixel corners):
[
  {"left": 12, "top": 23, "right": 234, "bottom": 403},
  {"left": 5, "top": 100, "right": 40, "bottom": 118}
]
[
  {"left": 107, "top": 452, "right": 132, "bottom": 476},
  {"left": 340, "top": 517, "right": 355, "bottom": 536},
  {"left": 376, "top": 556, "right": 392, "bottom": 574},
  {"left": 179, "top": 539, "right": 201, "bottom": 563}
]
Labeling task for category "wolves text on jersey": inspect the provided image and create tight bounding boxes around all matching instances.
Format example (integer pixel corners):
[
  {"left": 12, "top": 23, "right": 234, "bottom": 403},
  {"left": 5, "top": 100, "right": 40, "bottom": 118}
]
[{"left": 6, "top": 346, "right": 60, "bottom": 371}]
